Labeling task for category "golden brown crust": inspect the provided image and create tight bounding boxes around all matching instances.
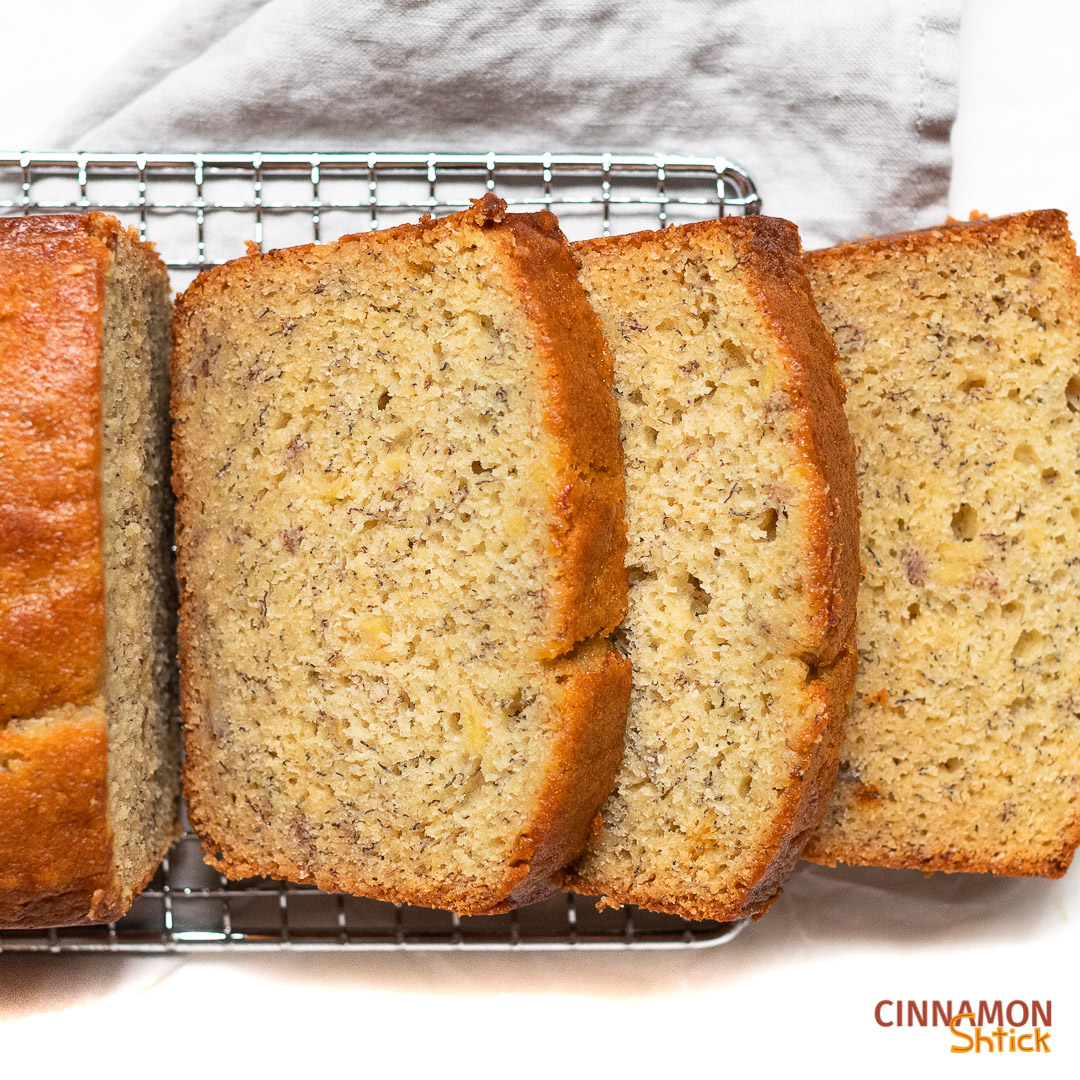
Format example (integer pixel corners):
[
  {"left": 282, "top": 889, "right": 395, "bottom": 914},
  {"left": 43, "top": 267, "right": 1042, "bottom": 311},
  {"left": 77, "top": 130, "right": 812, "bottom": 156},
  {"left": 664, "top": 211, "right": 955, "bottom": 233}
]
[
  {"left": 710, "top": 218, "right": 858, "bottom": 914},
  {"left": 805, "top": 208, "right": 1074, "bottom": 274},
  {"left": 0, "top": 709, "right": 123, "bottom": 928},
  {"left": 806, "top": 830, "right": 1078, "bottom": 879},
  {"left": 0, "top": 214, "right": 113, "bottom": 929},
  {"left": 501, "top": 641, "right": 632, "bottom": 910},
  {"left": 494, "top": 205, "right": 628, "bottom": 651},
  {"left": 174, "top": 197, "right": 629, "bottom": 914},
  {"left": 0, "top": 215, "right": 109, "bottom": 720},
  {"left": 0, "top": 213, "right": 170, "bottom": 929},
  {"left": 740, "top": 218, "right": 860, "bottom": 665},
  {"left": 568, "top": 216, "right": 859, "bottom": 920},
  {"left": 736, "top": 643, "right": 856, "bottom": 915}
]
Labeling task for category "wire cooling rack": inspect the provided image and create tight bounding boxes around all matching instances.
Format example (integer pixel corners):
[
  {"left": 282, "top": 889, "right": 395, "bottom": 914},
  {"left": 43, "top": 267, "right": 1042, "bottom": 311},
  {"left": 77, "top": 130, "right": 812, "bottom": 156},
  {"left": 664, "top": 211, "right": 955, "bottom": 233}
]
[{"left": 0, "top": 151, "right": 758, "bottom": 953}]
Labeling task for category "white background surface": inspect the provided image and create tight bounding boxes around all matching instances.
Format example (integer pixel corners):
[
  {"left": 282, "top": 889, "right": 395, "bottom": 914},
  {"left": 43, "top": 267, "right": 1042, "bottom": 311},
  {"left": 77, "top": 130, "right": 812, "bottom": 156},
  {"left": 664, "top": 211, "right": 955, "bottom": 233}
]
[{"left": 2, "top": 1, "right": 1080, "bottom": 1075}]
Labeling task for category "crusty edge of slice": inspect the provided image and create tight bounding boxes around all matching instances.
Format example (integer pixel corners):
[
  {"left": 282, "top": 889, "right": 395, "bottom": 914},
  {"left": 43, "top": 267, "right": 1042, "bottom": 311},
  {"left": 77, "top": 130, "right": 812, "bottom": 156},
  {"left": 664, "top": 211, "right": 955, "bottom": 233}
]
[{"left": 566, "top": 216, "right": 860, "bottom": 919}]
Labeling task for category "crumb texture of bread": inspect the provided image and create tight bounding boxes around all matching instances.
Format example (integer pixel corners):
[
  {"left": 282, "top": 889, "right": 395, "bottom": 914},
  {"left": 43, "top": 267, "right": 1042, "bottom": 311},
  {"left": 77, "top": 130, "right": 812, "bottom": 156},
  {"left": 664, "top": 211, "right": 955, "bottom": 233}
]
[
  {"left": 805, "top": 210, "right": 1080, "bottom": 877},
  {"left": 0, "top": 213, "right": 178, "bottom": 928},
  {"left": 567, "top": 216, "right": 859, "bottom": 920},
  {"left": 172, "top": 198, "right": 629, "bottom": 915}
]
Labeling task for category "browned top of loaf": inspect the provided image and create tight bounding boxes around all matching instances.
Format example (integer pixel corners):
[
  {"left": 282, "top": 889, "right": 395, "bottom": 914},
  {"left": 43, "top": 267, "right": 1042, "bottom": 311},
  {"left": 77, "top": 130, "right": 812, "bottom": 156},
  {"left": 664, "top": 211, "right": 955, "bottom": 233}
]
[
  {"left": 0, "top": 214, "right": 112, "bottom": 719},
  {"left": 0, "top": 212, "right": 168, "bottom": 928},
  {"left": 570, "top": 215, "right": 859, "bottom": 919}
]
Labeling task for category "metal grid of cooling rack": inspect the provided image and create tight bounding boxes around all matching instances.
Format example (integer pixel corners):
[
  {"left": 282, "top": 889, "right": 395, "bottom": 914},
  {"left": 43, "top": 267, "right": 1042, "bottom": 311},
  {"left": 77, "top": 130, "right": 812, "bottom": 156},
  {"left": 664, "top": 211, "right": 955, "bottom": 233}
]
[{"left": 0, "top": 151, "right": 758, "bottom": 953}]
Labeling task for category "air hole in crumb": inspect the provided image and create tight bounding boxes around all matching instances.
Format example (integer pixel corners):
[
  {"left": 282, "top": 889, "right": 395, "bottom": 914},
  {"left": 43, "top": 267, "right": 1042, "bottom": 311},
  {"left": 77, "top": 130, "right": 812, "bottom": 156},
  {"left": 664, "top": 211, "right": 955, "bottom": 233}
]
[
  {"left": 1011, "top": 630, "right": 1045, "bottom": 661},
  {"left": 959, "top": 375, "right": 986, "bottom": 393},
  {"left": 721, "top": 340, "right": 749, "bottom": 368},
  {"left": 645, "top": 426, "right": 659, "bottom": 446},
  {"left": 626, "top": 389, "right": 645, "bottom": 406},
  {"left": 687, "top": 573, "right": 711, "bottom": 616},
  {"left": 1002, "top": 600, "right": 1022, "bottom": 615},
  {"left": 376, "top": 391, "right": 391, "bottom": 411},
  {"left": 950, "top": 503, "right": 978, "bottom": 541},
  {"left": 663, "top": 399, "right": 684, "bottom": 425},
  {"left": 471, "top": 460, "right": 493, "bottom": 475},
  {"left": 738, "top": 774, "right": 752, "bottom": 798},
  {"left": 757, "top": 508, "right": 778, "bottom": 541},
  {"left": 907, "top": 602, "right": 920, "bottom": 621},
  {"left": 1042, "top": 468, "right": 1058, "bottom": 483},
  {"left": 1066, "top": 375, "right": 1080, "bottom": 413},
  {"left": 943, "top": 757, "right": 961, "bottom": 772},
  {"left": 628, "top": 566, "right": 657, "bottom": 588},
  {"left": 1013, "top": 443, "right": 1038, "bottom": 465}
]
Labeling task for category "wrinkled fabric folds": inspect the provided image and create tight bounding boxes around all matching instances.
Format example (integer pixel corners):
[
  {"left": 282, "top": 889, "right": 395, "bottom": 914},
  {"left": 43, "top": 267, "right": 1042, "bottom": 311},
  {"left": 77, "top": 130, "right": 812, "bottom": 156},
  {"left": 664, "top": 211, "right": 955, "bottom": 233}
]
[{"left": 49, "top": 0, "right": 960, "bottom": 247}]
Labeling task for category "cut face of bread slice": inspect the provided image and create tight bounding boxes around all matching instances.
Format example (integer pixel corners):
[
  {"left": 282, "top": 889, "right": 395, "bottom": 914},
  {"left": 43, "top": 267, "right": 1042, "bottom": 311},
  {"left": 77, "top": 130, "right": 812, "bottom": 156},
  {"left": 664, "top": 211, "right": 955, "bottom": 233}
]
[
  {"left": 0, "top": 213, "right": 178, "bottom": 928},
  {"left": 805, "top": 210, "right": 1080, "bottom": 877},
  {"left": 568, "top": 216, "right": 859, "bottom": 920},
  {"left": 172, "top": 196, "right": 630, "bottom": 915}
]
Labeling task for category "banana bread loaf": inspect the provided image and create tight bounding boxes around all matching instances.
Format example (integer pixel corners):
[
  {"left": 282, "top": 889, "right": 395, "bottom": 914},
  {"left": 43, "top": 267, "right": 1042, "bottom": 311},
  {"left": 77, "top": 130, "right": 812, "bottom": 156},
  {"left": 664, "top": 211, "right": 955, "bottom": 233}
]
[
  {"left": 567, "top": 216, "right": 859, "bottom": 920},
  {"left": 805, "top": 210, "right": 1080, "bottom": 877},
  {"left": 172, "top": 196, "right": 631, "bottom": 915},
  {"left": 0, "top": 213, "right": 179, "bottom": 929}
]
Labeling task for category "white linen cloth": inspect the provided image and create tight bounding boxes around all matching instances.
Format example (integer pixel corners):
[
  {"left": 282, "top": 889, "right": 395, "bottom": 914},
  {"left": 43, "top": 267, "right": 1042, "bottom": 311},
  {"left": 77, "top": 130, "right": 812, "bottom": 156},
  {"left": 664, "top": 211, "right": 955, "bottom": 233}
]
[{"left": 49, "top": 0, "right": 961, "bottom": 248}]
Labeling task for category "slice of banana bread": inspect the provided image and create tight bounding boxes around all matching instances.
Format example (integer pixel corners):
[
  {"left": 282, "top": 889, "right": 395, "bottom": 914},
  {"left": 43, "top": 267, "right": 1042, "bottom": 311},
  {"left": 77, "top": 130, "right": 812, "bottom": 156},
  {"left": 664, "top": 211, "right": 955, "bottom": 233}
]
[
  {"left": 805, "top": 210, "right": 1080, "bottom": 877},
  {"left": 0, "top": 213, "right": 178, "bottom": 928},
  {"left": 172, "top": 196, "right": 630, "bottom": 915},
  {"left": 567, "top": 216, "right": 859, "bottom": 920}
]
